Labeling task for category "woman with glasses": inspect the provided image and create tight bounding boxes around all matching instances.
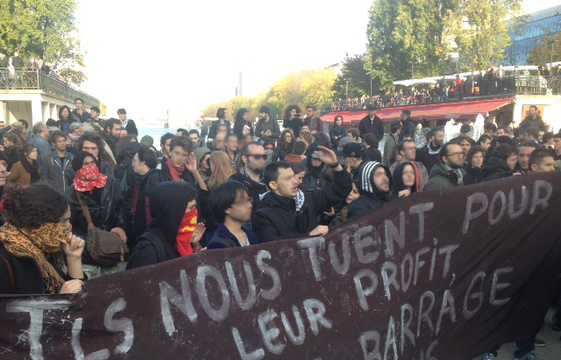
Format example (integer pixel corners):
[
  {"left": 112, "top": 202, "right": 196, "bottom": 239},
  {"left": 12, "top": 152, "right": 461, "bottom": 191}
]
[
  {"left": 8, "top": 143, "right": 40, "bottom": 185},
  {"left": 207, "top": 180, "right": 260, "bottom": 249}
]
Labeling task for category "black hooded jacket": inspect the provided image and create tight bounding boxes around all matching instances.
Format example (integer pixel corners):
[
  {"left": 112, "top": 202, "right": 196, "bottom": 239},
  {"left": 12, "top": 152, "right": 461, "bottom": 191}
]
[
  {"left": 481, "top": 157, "right": 513, "bottom": 182},
  {"left": 128, "top": 169, "right": 171, "bottom": 250},
  {"left": 348, "top": 161, "right": 392, "bottom": 220},
  {"left": 127, "top": 182, "right": 193, "bottom": 269},
  {"left": 390, "top": 161, "right": 417, "bottom": 199},
  {"left": 253, "top": 166, "right": 352, "bottom": 242},
  {"left": 230, "top": 171, "right": 267, "bottom": 211}
]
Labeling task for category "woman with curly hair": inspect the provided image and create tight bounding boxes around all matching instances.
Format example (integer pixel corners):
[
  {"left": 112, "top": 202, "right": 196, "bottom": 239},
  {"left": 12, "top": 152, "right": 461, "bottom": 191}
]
[
  {"left": 283, "top": 104, "right": 303, "bottom": 138},
  {"left": 0, "top": 184, "right": 86, "bottom": 294},
  {"left": 8, "top": 143, "right": 40, "bottom": 185}
]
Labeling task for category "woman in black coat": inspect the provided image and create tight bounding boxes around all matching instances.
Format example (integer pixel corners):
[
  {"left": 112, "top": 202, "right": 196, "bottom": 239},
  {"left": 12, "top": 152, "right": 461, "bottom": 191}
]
[
  {"left": 390, "top": 161, "right": 417, "bottom": 199},
  {"left": 233, "top": 108, "right": 254, "bottom": 141},
  {"left": 127, "top": 182, "right": 198, "bottom": 269},
  {"left": 463, "top": 145, "right": 485, "bottom": 185}
]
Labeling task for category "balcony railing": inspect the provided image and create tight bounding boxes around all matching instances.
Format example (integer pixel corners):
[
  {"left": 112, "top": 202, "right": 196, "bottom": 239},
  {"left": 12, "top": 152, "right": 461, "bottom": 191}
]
[
  {"left": 0, "top": 68, "right": 99, "bottom": 108},
  {"left": 324, "top": 75, "right": 561, "bottom": 113}
]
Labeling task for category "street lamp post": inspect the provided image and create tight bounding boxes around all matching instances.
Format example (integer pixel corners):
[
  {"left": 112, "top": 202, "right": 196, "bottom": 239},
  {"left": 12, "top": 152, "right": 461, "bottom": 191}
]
[{"left": 345, "top": 78, "right": 350, "bottom": 98}]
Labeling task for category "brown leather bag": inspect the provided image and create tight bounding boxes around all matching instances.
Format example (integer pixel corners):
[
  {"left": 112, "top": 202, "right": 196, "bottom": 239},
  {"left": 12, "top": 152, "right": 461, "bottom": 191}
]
[{"left": 76, "top": 191, "right": 126, "bottom": 267}]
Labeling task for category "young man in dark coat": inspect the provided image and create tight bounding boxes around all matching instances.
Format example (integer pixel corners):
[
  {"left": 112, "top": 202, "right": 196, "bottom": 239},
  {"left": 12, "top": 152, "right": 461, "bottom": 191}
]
[
  {"left": 117, "top": 108, "right": 139, "bottom": 136},
  {"left": 253, "top": 146, "right": 352, "bottom": 242},
  {"left": 481, "top": 144, "right": 518, "bottom": 182},
  {"left": 207, "top": 180, "right": 260, "bottom": 249},
  {"left": 416, "top": 127, "right": 445, "bottom": 173},
  {"left": 358, "top": 105, "right": 384, "bottom": 141},
  {"left": 398, "top": 110, "right": 415, "bottom": 143},
  {"left": 347, "top": 161, "right": 392, "bottom": 220}
]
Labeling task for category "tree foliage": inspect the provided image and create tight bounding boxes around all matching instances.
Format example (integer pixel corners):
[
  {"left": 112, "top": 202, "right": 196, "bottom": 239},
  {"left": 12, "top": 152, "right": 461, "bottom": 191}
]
[
  {"left": 204, "top": 68, "right": 336, "bottom": 119},
  {"left": 365, "top": 0, "right": 457, "bottom": 91},
  {"left": 0, "top": 0, "right": 86, "bottom": 85},
  {"left": 441, "top": 0, "right": 523, "bottom": 71},
  {"left": 332, "top": 54, "right": 372, "bottom": 99},
  {"left": 527, "top": 31, "right": 561, "bottom": 66}
]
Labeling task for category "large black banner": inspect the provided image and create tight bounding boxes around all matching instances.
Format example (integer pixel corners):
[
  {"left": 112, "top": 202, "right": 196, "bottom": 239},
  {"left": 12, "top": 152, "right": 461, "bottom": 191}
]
[{"left": 1, "top": 173, "right": 561, "bottom": 360}]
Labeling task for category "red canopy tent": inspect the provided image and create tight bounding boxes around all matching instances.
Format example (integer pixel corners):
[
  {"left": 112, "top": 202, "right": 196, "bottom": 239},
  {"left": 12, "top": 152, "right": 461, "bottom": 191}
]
[{"left": 321, "top": 98, "right": 515, "bottom": 125}]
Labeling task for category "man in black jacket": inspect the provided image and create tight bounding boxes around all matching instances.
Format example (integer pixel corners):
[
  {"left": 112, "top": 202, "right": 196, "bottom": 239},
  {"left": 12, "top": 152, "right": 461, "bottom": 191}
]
[
  {"left": 71, "top": 98, "right": 92, "bottom": 123},
  {"left": 398, "top": 110, "right": 415, "bottom": 143},
  {"left": 519, "top": 105, "right": 546, "bottom": 132},
  {"left": 253, "top": 146, "right": 352, "bottom": 242},
  {"left": 100, "top": 118, "right": 122, "bottom": 157},
  {"left": 347, "top": 161, "right": 392, "bottom": 220},
  {"left": 416, "top": 127, "right": 445, "bottom": 173},
  {"left": 358, "top": 105, "right": 384, "bottom": 141},
  {"left": 117, "top": 108, "right": 139, "bottom": 136}
]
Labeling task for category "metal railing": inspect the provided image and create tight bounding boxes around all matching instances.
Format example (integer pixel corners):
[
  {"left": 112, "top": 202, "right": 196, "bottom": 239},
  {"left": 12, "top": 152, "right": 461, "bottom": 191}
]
[
  {"left": 324, "top": 75, "right": 561, "bottom": 112},
  {"left": 0, "top": 68, "right": 99, "bottom": 107}
]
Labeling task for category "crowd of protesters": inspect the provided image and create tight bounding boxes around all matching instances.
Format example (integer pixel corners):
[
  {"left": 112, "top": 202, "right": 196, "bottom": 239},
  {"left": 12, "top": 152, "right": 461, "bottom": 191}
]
[
  {"left": 329, "top": 65, "right": 561, "bottom": 112},
  {"left": 0, "top": 98, "right": 559, "bottom": 360}
]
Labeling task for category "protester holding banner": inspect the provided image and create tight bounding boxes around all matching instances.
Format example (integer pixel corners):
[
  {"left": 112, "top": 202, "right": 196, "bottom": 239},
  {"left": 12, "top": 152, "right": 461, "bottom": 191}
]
[
  {"left": 127, "top": 182, "right": 202, "bottom": 269},
  {"left": 253, "top": 146, "right": 351, "bottom": 241},
  {"left": 0, "top": 185, "right": 86, "bottom": 294}
]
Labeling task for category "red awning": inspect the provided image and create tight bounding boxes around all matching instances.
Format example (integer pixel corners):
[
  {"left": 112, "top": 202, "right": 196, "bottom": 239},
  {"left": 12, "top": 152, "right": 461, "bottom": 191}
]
[{"left": 322, "top": 98, "right": 515, "bottom": 125}]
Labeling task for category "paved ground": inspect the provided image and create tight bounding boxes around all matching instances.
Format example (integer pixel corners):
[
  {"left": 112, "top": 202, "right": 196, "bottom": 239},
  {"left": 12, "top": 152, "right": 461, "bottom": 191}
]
[{"left": 472, "top": 309, "right": 560, "bottom": 360}]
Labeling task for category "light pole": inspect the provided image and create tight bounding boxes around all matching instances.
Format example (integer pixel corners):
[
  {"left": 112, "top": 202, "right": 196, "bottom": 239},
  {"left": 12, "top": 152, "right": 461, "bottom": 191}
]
[
  {"left": 345, "top": 78, "right": 350, "bottom": 98},
  {"left": 368, "top": 71, "right": 373, "bottom": 97}
]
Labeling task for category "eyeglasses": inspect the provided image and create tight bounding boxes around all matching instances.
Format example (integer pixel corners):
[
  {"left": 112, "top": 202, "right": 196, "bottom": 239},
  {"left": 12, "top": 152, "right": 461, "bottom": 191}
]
[
  {"left": 446, "top": 152, "right": 465, "bottom": 157},
  {"left": 246, "top": 154, "right": 268, "bottom": 160},
  {"left": 233, "top": 197, "right": 253, "bottom": 206}
]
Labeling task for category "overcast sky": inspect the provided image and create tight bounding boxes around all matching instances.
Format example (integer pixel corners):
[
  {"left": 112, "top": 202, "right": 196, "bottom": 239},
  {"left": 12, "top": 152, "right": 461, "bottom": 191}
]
[{"left": 75, "top": 0, "right": 558, "bottom": 123}]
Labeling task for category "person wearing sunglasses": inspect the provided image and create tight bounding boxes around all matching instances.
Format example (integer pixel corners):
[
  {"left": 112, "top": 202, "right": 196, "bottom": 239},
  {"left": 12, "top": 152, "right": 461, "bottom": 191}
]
[
  {"left": 207, "top": 180, "right": 260, "bottom": 249},
  {"left": 424, "top": 143, "right": 466, "bottom": 192},
  {"left": 230, "top": 142, "right": 267, "bottom": 225}
]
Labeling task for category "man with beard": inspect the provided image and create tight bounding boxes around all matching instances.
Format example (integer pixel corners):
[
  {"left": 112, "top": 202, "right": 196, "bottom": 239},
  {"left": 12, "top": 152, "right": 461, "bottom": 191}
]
[
  {"left": 128, "top": 146, "right": 171, "bottom": 251},
  {"left": 515, "top": 142, "right": 538, "bottom": 173},
  {"left": 424, "top": 143, "right": 465, "bottom": 191},
  {"left": 519, "top": 105, "right": 546, "bottom": 132},
  {"left": 100, "top": 119, "right": 122, "bottom": 158},
  {"left": 253, "top": 146, "right": 351, "bottom": 241},
  {"left": 347, "top": 161, "right": 392, "bottom": 220},
  {"left": 416, "top": 127, "right": 445, "bottom": 172},
  {"left": 255, "top": 106, "right": 280, "bottom": 140},
  {"left": 230, "top": 142, "right": 268, "bottom": 216}
]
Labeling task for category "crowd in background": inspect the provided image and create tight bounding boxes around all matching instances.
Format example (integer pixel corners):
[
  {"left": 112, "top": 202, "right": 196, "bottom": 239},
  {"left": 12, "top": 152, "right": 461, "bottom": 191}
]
[{"left": 0, "top": 99, "right": 559, "bottom": 360}]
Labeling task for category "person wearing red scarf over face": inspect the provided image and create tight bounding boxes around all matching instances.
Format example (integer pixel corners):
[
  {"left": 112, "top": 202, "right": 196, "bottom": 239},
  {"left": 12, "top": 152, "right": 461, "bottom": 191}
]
[
  {"left": 68, "top": 151, "right": 127, "bottom": 279},
  {"left": 127, "top": 182, "right": 205, "bottom": 269}
]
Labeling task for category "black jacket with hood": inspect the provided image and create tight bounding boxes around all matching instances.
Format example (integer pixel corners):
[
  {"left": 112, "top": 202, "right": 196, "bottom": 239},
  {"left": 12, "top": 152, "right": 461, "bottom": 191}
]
[
  {"left": 253, "top": 165, "right": 352, "bottom": 242},
  {"left": 390, "top": 161, "right": 417, "bottom": 199},
  {"left": 348, "top": 161, "right": 392, "bottom": 220},
  {"left": 481, "top": 157, "right": 513, "bottom": 182},
  {"left": 127, "top": 182, "right": 193, "bottom": 269}
]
